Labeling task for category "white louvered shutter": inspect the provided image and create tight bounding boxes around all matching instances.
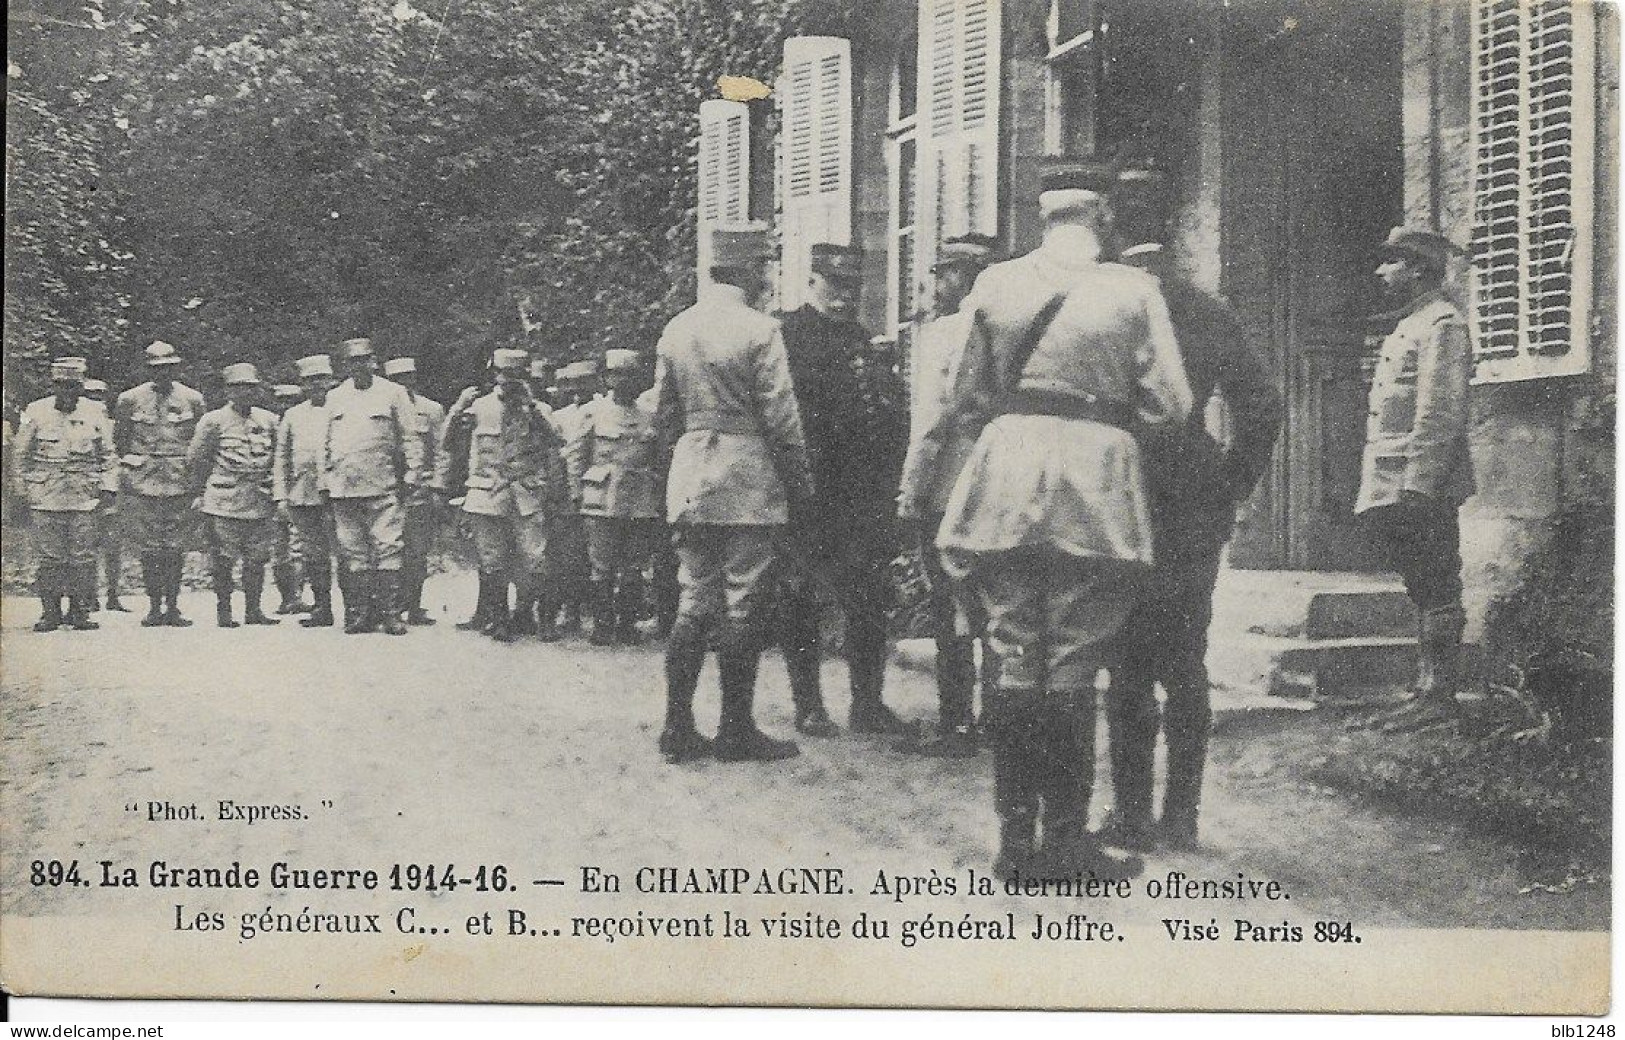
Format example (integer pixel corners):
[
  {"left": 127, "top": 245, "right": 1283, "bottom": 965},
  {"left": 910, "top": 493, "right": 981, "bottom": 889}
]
[
  {"left": 697, "top": 99, "right": 751, "bottom": 285},
  {"left": 1469, "top": 0, "right": 1594, "bottom": 383},
  {"left": 778, "top": 36, "right": 853, "bottom": 311},
  {"left": 915, "top": 0, "right": 1002, "bottom": 314}
]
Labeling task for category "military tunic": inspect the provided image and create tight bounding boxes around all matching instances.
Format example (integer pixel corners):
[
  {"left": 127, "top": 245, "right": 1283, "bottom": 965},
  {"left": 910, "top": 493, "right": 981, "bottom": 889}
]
[
  {"left": 189, "top": 404, "right": 280, "bottom": 563},
  {"left": 14, "top": 396, "right": 119, "bottom": 573},
  {"left": 401, "top": 391, "right": 447, "bottom": 595},
  {"left": 114, "top": 381, "right": 207, "bottom": 552},
  {"left": 275, "top": 399, "right": 337, "bottom": 591},
  {"left": 568, "top": 395, "right": 662, "bottom": 588},
  {"left": 321, "top": 376, "right": 423, "bottom": 572}
]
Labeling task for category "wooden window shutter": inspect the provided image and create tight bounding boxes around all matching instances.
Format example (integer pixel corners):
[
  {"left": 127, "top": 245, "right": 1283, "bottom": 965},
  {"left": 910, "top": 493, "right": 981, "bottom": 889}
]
[
  {"left": 697, "top": 99, "right": 751, "bottom": 284},
  {"left": 915, "top": 0, "right": 1003, "bottom": 309},
  {"left": 778, "top": 35, "right": 853, "bottom": 311},
  {"left": 1469, "top": 0, "right": 1595, "bottom": 383}
]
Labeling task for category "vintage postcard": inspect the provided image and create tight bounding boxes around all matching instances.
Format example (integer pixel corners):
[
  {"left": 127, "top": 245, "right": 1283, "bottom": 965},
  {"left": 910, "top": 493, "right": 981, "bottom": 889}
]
[{"left": 1, "top": 0, "right": 1613, "bottom": 1015}]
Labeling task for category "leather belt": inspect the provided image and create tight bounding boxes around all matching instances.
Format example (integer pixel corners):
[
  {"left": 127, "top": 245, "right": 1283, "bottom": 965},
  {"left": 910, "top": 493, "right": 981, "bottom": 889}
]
[{"left": 1000, "top": 389, "right": 1135, "bottom": 432}]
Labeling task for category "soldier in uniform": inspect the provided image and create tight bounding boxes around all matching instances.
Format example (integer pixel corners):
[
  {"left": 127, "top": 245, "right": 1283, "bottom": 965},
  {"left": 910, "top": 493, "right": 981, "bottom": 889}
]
[
  {"left": 188, "top": 364, "right": 282, "bottom": 627},
  {"left": 896, "top": 233, "right": 999, "bottom": 757},
  {"left": 115, "top": 341, "right": 207, "bottom": 627},
  {"left": 81, "top": 378, "right": 129, "bottom": 613},
  {"left": 14, "top": 358, "right": 119, "bottom": 631},
  {"left": 267, "top": 383, "right": 312, "bottom": 616},
  {"left": 1355, "top": 226, "right": 1475, "bottom": 727},
  {"left": 433, "top": 348, "right": 572, "bottom": 643},
  {"left": 276, "top": 354, "right": 341, "bottom": 628},
  {"left": 321, "top": 337, "right": 424, "bottom": 635},
  {"left": 929, "top": 158, "right": 1193, "bottom": 881},
  {"left": 654, "top": 223, "right": 813, "bottom": 764},
  {"left": 1096, "top": 167, "right": 1284, "bottom": 851},
  {"left": 775, "top": 243, "right": 911, "bottom": 737},
  {"left": 382, "top": 356, "right": 446, "bottom": 625},
  {"left": 527, "top": 357, "right": 557, "bottom": 413},
  {"left": 549, "top": 359, "right": 598, "bottom": 635},
  {"left": 567, "top": 348, "right": 663, "bottom": 645}
]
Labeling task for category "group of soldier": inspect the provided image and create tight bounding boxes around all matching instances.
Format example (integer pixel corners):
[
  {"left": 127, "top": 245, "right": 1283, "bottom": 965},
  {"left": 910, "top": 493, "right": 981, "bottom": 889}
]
[{"left": 11, "top": 149, "right": 1475, "bottom": 887}]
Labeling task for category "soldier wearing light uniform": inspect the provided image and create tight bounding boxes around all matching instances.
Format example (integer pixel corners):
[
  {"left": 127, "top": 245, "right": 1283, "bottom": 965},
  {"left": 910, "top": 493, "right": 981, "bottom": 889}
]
[
  {"left": 81, "top": 378, "right": 130, "bottom": 613},
  {"left": 433, "top": 348, "right": 572, "bottom": 642},
  {"left": 548, "top": 358, "right": 598, "bottom": 635},
  {"left": 14, "top": 357, "right": 119, "bottom": 631},
  {"left": 567, "top": 348, "right": 663, "bottom": 645},
  {"left": 927, "top": 158, "right": 1193, "bottom": 881},
  {"left": 896, "top": 233, "right": 998, "bottom": 758},
  {"left": 1356, "top": 226, "right": 1475, "bottom": 727},
  {"left": 115, "top": 341, "right": 207, "bottom": 627},
  {"left": 275, "top": 354, "right": 341, "bottom": 628},
  {"left": 321, "top": 337, "right": 424, "bottom": 635},
  {"left": 187, "top": 363, "right": 282, "bottom": 627},
  {"left": 653, "top": 223, "right": 813, "bottom": 764},
  {"left": 267, "top": 383, "right": 312, "bottom": 616},
  {"left": 382, "top": 356, "right": 446, "bottom": 626}
]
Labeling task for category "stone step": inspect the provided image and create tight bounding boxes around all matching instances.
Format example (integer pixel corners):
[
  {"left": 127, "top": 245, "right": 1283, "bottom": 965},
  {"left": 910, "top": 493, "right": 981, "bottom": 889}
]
[
  {"left": 1257, "top": 634, "right": 1418, "bottom": 700},
  {"left": 1302, "top": 590, "right": 1416, "bottom": 639}
]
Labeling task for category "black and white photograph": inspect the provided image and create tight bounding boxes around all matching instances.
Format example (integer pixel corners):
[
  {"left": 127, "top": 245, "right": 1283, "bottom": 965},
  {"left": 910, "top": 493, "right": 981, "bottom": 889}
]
[{"left": 0, "top": 0, "right": 1614, "bottom": 1019}]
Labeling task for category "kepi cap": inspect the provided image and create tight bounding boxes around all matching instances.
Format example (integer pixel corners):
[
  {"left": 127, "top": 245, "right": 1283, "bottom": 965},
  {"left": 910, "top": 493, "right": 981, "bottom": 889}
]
[
  {"left": 222, "top": 362, "right": 261, "bottom": 386},
  {"left": 341, "top": 337, "right": 374, "bottom": 360},
  {"left": 83, "top": 378, "right": 108, "bottom": 394},
  {"left": 295, "top": 354, "right": 334, "bottom": 378},
  {"left": 382, "top": 357, "right": 417, "bottom": 377},
  {"left": 492, "top": 349, "right": 529, "bottom": 373},
  {"left": 1039, "top": 156, "right": 1115, "bottom": 220},
  {"left": 1380, "top": 226, "right": 1462, "bottom": 267},
  {"left": 810, "top": 242, "right": 863, "bottom": 281},
  {"left": 603, "top": 349, "right": 642, "bottom": 372},
  {"left": 710, "top": 222, "right": 774, "bottom": 267},
  {"left": 932, "top": 233, "right": 997, "bottom": 272},
  {"left": 51, "top": 357, "right": 88, "bottom": 382},
  {"left": 145, "top": 341, "right": 182, "bottom": 367},
  {"left": 272, "top": 383, "right": 303, "bottom": 401},
  {"left": 557, "top": 360, "right": 596, "bottom": 382}
]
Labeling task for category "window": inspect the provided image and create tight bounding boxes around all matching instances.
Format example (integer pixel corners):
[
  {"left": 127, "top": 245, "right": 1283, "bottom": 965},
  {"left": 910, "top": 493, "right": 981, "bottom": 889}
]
[
  {"left": 1045, "top": 0, "right": 1099, "bottom": 155},
  {"left": 777, "top": 35, "right": 853, "bottom": 312},
  {"left": 887, "top": 34, "right": 920, "bottom": 342},
  {"left": 1469, "top": 0, "right": 1595, "bottom": 382},
  {"left": 696, "top": 99, "right": 750, "bottom": 283}
]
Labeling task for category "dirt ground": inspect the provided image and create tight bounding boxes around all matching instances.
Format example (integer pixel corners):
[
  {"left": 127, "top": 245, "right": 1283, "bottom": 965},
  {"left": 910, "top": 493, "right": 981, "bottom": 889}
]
[{"left": 0, "top": 569, "right": 1608, "bottom": 936}]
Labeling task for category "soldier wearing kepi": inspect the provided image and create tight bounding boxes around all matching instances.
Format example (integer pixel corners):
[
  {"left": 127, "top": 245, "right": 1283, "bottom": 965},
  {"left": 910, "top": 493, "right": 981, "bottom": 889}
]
[
  {"left": 276, "top": 354, "right": 341, "bottom": 628},
  {"left": 433, "top": 349, "right": 572, "bottom": 642},
  {"left": 267, "top": 383, "right": 312, "bottom": 616},
  {"left": 653, "top": 223, "right": 813, "bottom": 763},
  {"left": 775, "top": 242, "right": 911, "bottom": 737},
  {"left": 13, "top": 358, "right": 119, "bottom": 631},
  {"left": 81, "top": 378, "right": 130, "bottom": 613},
  {"left": 188, "top": 363, "right": 282, "bottom": 627},
  {"left": 382, "top": 356, "right": 446, "bottom": 626},
  {"left": 896, "top": 233, "right": 999, "bottom": 758},
  {"left": 1098, "top": 165, "right": 1283, "bottom": 852},
  {"left": 115, "top": 341, "right": 208, "bottom": 627},
  {"left": 322, "top": 337, "right": 424, "bottom": 635},
  {"left": 550, "top": 359, "right": 599, "bottom": 635},
  {"left": 929, "top": 158, "right": 1193, "bottom": 881},
  {"left": 1356, "top": 226, "right": 1475, "bottom": 729},
  {"left": 567, "top": 348, "right": 663, "bottom": 645}
]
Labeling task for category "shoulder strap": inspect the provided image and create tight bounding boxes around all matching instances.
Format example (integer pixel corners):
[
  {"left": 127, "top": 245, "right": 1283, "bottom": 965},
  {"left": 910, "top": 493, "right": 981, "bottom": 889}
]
[{"left": 1001, "top": 293, "right": 1066, "bottom": 396}]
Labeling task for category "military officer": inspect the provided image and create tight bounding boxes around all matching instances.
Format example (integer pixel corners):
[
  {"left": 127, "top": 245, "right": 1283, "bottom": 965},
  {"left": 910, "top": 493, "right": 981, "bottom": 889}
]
[
  {"left": 567, "top": 348, "right": 663, "bottom": 645},
  {"left": 549, "top": 359, "right": 598, "bottom": 635},
  {"left": 81, "top": 378, "right": 129, "bottom": 613},
  {"left": 1097, "top": 189, "right": 1284, "bottom": 851},
  {"left": 1356, "top": 226, "right": 1475, "bottom": 727},
  {"left": 433, "top": 348, "right": 572, "bottom": 642},
  {"left": 14, "top": 358, "right": 119, "bottom": 631},
  {"left": 443, "top": 357, "right": 501, "bottom": 632},
  {"left": 382, "top": 356, "right": 446, "bottom": 625},
  {"left": 115, "top": 341, "right": 207, "bottom": 627},
  {"left": 267, "top": 383, "right": 312, "bottom": 615},
  {"left": 276, "top": 355, "right": 341, "bottom": 628},
  {"left": 653, "top": 222, "right": 813, "bottom": 764},
  {"left": 527, "top": 357, "right": 557, "bottom": 413},
  {"left": 774, "top": 242, "right": 911, "bottom": 737},
  {"left": 896, "top": 233, "right": 999, "bottom": 757},
  {"left": 929, "top": 158, "right": 1193, "bottom": 881},
  {"left": 321, "top": 337, "right": 424, "bottom": 635},
  {"left": 187, "top": 364, "right": 282, "bottom": 627}
]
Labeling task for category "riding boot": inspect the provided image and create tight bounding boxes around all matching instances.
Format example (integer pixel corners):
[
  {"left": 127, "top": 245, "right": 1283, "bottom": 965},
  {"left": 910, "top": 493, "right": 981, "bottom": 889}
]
[
  {"left": 1384, "top": 606, "right": 1465, "bottom": 732},
  {"left": 589, "top": 579, "right": 617, "bottom": 645},
  {"left": 34, "top": 563, "right": 65, "bottom": 632},
  {"left": 482, "top": 578, "right": 514, "bottom": 642},
  {"left": 301, "top": 560, "right": 334, "bottom": 627},
  {"left": 375, "top": 571, "right": 408, "bottom": 635},
  {"left": 780, "top": 602, "right": 836, "bottom": 736},
  {"left": 658, "top": 619, "right": 712, "bottom": 763},
  {"left": 343, "top": 571, "right": 375, "bottom": 634},
  {"left": 212, "top": 555, "right": 239, "bottom": 628},
  {"left": 1160, "top": 682, "right": 1211, "bottom": 851},
  {"left": 510, "top": 581, "right": 538, "bottom": 637},
  {"left": 984, "top": 687, "right": 1040, "bottom": 881},
  {"left": 847, "top": 628, "right": 907, "bottom": 735},
  {"left": 615, "top": 571, "right": 644, "bottom": 644},
  {"left": 65, "top": 564, "right": 100, "bottom": 630},
  {"left": 457, "top": 572, "right": 493, "bottom": 631},
  {"left": 1036, "top": 688, "right": 1142, "bottom": 881},
  {"left": 272, "top": 562, "right": 298, "bottom": 614},
  {"left": 715, "top": 649, "right": 799, "bottom": 762},
  {"left": 140, "top": 553, "right": 165, "bottom": 626},
  {"left": 243, "top": 565, "right": 280, "bottom": 625},
  {"left": 897, "top": 634, "right": 978, "bottom": 755},
  {"left": 162, "top": 552, "right": 192, "bottom": 627},
  {"left": 104, "top": 543, "right": 128, "bottom": 610},
  {"left": 532, "top": 587, "right": 561, "bottom": 642},
  {"left": 1100, "top": 674, "right": 1159, "bottom": 851}
]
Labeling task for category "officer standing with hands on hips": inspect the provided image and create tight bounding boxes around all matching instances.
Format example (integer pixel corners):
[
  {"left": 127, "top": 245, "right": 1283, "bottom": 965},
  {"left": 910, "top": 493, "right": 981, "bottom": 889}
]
[
  {"left": 929, "top": 157, "right": 1193, "bottom": 882},
  {"left": 276, "top": 354, "right": 341, "bottom": 628},
  {"left": 653, "top": 222, "right": 814, "bottom": 764},
  {"left": 1355, "top": 226, "right": 1475, "bottom": 730},
  {"left": 321, "top": 337, "right": 424, "bottom": 635},
  {"left": 115, "top": 341, "right": 207, "bottom": 627},
  {"left": 188, "top": 363, "right": 282, "bottom": 628},
  {"left": 14, "top": 357, "right": 119, "bottom": 631}
]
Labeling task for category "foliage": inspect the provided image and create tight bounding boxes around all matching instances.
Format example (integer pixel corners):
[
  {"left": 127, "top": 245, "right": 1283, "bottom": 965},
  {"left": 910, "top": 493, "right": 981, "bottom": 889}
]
[{"left": 6, "top": 0, "right": 855, "bottom": 408}]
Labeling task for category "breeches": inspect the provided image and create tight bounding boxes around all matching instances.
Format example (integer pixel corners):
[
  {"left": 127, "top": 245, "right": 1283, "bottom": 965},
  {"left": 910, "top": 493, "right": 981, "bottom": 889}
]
[
  {"left": 1362, "top": 499, "right": 1463, "bottom": 612},
  {"left": 469, "top": 512, "right": 550, "bottom": 577},
  {"left": 331, "top": 495, "right": 405, "bottom": 572},
  {"left": 673, "top": 524, "right": 776, "bottom": 632},
  {"left": 125, "top": 494, "right": 190, "bottom": 553},
  {"left": 34, "top": 511, "right": 98, "bottom": 568},
  {"left": 586, "top": 517, "right": 660, "bottom": 584},
  {"left": 205, "top": 515, "right": 276, "bottom": 565}
]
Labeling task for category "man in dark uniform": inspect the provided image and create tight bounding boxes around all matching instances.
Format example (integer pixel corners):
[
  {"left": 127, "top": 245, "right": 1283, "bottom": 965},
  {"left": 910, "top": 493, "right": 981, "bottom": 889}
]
[
  {"left": 775, "top": 243, "right": 911, "bottom": 737},
  {"left": 1098, "top": 166, "right": 1283, "bottom": 851}
]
